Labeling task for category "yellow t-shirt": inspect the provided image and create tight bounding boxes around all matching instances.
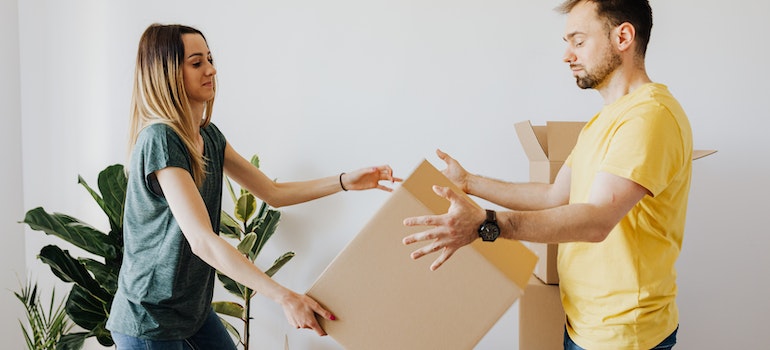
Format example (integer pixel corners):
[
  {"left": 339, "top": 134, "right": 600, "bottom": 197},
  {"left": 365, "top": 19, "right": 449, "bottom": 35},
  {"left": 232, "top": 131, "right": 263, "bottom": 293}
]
[{"left": 560, "top": 83, "right": 692, "bottom": 349}]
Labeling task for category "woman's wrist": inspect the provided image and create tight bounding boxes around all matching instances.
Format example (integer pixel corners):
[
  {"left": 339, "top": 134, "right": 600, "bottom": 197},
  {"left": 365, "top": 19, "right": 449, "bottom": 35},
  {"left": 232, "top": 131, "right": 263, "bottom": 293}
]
[{"left": 339, "top": 172, "right": 348, "bottom": 191}]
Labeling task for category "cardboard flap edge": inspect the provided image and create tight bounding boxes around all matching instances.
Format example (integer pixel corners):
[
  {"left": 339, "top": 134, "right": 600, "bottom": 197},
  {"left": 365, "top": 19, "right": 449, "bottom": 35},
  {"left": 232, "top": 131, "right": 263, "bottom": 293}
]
[
  {"left": 514, "top": 120, "right": 548, "bottom": 161},
  {"left": 693, "top": 149, "right": 717, "bottom": 160}
]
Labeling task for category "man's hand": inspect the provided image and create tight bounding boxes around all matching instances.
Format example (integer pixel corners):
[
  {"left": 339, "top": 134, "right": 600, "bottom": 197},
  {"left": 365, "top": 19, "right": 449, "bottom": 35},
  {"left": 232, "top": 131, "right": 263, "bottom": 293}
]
[
  {"left": 436, "top": 149, "right": 471, "bottom": 194},
  {"left": 402, "top": 185, "right": 486, "bottom": 270}
]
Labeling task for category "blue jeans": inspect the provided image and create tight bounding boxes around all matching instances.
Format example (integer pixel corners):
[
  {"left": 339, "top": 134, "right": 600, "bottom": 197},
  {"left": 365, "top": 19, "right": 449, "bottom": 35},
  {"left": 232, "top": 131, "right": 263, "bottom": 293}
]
[
  {"left": 111, "top": 309, "right": 237, "bottom": 350},
  {"left": 564, "top": 326, "right": 678, "bottom": 350}
]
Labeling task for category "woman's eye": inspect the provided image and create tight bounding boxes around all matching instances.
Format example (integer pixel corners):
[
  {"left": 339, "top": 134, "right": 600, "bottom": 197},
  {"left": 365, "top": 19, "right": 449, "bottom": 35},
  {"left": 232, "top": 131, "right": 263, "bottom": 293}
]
[{"left": 192, "top": 61, "right": 201, "bottom": 68}]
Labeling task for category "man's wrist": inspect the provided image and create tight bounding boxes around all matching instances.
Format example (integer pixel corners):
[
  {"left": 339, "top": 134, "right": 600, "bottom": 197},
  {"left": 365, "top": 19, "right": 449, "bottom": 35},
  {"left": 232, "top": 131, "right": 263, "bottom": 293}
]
[
  {"left": 465, "top": 174, "right": 479, "bottom": 195},
  {"left": 477, "top": 209, "right": 500, "bottom": 242}
]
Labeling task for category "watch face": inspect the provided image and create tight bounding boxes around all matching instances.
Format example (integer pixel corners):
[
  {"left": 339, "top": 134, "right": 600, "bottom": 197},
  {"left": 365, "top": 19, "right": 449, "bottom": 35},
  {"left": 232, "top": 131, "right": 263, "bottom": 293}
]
[{"left": 479, "top": 223, "right": 500, "bottom": 242}]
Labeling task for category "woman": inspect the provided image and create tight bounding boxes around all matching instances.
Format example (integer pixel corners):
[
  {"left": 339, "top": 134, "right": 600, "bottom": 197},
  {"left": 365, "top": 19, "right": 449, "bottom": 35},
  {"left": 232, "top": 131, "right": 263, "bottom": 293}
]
[{"left": 106, "top": 23, "right": 400, "bottom": 349}]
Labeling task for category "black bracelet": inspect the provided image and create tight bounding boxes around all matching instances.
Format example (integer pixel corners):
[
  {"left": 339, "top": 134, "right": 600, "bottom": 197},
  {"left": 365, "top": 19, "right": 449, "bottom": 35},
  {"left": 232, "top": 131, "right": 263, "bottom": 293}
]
[{"left": 339, "top": 172, "right": 348, "bottom": 191}]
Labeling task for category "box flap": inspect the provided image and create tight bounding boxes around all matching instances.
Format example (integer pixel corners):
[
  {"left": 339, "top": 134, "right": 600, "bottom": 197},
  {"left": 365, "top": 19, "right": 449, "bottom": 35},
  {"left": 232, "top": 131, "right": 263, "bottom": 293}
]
[
  {"left": 402, "top": 160, "right": 538, "bottom": 290},
  {"left": 693, "top": 149, "right": 717, "bottom": 160},
  {"left": 545, "top": 121, "right": 586, "bottom": 161},
  {"left": 515, "top": 120, "right": 548, "bottom": 161},
  {"left": 306, "top": 160, "right": 537, "bottom": 349}
]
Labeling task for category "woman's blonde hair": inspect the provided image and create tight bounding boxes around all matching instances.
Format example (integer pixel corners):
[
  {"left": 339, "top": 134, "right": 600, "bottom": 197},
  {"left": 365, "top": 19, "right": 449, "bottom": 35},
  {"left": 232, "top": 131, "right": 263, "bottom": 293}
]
[{"left": 127, "top": 23, "right": 215, "bottom": 187}]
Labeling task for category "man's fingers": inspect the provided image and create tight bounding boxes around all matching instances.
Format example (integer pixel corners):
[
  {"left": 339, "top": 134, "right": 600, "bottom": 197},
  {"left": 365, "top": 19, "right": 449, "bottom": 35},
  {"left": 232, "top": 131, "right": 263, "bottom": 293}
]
[
  {"left": 436, "top": 148, "right": 447, "bottom": 160},
  {"left": 409, "top": 242, "right": 442, "bottom": 260},
  {"left": 430, "top": 247, "right": 457, "bottom": 271},
  {"left": 403, "top": 213, "right": 442, "bottom": 228},
  {"left": 432, "top": 185, "right": 461, "bottom": 204},
  {"left": 402, "top": 227, "right": 441, "bottom": 245}
]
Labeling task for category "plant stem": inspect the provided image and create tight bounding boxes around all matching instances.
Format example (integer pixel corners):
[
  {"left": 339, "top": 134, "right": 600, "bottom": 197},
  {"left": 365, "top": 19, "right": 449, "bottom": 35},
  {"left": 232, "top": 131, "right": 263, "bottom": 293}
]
[{"left": 244, "top": 289, "right": 251, "bottom": 350}]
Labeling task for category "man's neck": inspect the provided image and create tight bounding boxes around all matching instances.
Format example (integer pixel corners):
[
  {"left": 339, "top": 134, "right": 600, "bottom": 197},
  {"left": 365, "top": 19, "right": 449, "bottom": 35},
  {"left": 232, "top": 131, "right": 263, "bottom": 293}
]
[{"left": 596, "top": 63, "right": 652, "bottom": 105}]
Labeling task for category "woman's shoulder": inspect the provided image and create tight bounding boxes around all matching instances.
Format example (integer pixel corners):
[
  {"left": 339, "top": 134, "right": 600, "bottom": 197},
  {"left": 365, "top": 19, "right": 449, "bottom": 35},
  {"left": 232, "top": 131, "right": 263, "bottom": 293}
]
[
  {"left": 138, "top": 122, "right": 179, "bottom": 141},
  {"left": 142, "top": 122, "right": 174, "bottom": 134}
]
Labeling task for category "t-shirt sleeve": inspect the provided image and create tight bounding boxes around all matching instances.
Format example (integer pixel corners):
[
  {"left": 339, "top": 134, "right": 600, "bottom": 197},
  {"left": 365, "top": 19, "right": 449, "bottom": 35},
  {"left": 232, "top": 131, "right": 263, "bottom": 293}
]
[
  {"left": 137, "top": 124, "right": 192, "bottom": 196},
  {"left": 600, "top": 105, "right": 688, "bottom": 196}
]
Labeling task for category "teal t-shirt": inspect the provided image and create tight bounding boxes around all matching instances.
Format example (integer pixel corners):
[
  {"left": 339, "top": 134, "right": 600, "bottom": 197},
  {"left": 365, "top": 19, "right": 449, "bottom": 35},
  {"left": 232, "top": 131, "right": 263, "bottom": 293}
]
[{"left": 107, "top": 122, "right": 226, "bottom": 340}]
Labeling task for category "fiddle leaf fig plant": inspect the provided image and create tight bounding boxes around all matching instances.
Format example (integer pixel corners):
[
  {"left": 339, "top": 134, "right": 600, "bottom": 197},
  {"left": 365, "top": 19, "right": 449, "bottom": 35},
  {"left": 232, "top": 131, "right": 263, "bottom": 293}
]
[
  {"left": 20, "top": 164, "right": 127, "bottom": 348},
  {"left": 21, "top": 156, "right": 291, "bottom": 349},
  {"left": 212, "top": 154, "right": 294, "bottom": 350}
]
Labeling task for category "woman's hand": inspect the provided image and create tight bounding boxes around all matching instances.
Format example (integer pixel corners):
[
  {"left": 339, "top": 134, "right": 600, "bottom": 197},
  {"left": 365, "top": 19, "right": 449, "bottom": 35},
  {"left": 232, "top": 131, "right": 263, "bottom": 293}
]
[
  {"left": 340, "top": 165, "right": 402, "bottom": 192},
  {"left": 278, "top": 290, "right": 336, "bottom": 336}
]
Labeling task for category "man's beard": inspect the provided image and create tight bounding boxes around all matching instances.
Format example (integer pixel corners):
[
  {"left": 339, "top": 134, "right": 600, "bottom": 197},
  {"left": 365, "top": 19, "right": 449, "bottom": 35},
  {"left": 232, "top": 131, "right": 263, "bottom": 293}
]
[{"left": 575, "top": 48, "right": 622, "bottom": 89}]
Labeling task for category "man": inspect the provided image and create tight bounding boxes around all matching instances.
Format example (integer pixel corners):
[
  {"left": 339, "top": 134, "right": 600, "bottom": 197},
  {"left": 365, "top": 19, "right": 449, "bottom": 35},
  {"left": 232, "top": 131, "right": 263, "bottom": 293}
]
[{"left": 403, "top": 1, "right": 691, "bottom": 349}]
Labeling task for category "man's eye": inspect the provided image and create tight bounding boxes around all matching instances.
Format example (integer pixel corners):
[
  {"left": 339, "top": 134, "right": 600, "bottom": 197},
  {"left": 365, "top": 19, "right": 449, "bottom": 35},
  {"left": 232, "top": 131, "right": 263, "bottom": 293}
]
[{"left": 575, "top": 41, "right": 584, "bottom": 47}]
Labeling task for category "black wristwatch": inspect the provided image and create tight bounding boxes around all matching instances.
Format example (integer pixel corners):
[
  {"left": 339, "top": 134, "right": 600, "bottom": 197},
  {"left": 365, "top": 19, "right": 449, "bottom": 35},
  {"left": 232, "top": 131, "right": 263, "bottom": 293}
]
[{"left": 478, "top": 209, "right": 500, "bottom": 242}]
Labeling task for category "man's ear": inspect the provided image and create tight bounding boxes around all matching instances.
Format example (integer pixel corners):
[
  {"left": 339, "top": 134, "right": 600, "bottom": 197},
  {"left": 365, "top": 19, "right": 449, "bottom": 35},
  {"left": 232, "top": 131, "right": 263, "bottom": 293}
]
[{"left": 615, "top": 22, "right": 636, "bottom": 53}]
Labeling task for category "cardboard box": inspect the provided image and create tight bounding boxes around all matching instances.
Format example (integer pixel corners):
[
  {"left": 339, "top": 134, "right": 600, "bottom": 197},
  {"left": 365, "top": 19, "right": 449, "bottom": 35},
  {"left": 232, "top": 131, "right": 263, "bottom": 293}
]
[
  {"left": 515, "top": 120, "right": 585, "bottom": 285},
  {"left": 519, "top": 275, "right": 565, "bottom": 350},
  {"left": 307, "top": 160, "right": 538, "bottom": 350},
  {"left": 515, "top": 120, "right": 718, "bottom": 285}
]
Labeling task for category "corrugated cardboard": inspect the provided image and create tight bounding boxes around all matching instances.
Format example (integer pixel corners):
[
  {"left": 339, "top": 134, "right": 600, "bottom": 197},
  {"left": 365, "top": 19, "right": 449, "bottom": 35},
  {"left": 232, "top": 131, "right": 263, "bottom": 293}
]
[
  {"left": 514, "top": 120, "right": 718, "bottom": 285},
  {"left": 515, "top": 120, "right": 584, "bottom": 285},
  {"left": 519, "top": 275, "right": 565, "bottom": 350},
  {"left": 307, "top": 160, "right": 538, "bottom": 350}
]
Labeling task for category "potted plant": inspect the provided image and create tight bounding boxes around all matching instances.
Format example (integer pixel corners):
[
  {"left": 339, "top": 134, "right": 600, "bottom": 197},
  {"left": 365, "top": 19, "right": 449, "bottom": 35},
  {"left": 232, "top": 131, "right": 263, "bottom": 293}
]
[
  {"left": 14, "top": 279, "right": 75, "bottom": 350},
  {"left": 22, "top": 156, "right": 293, "bottom": 349},
  {"left": 212, "top": 155, "right": 295, "bottom": 350},
  {"left": 20, "top": 164, "right": 126, "bottom": 348}
]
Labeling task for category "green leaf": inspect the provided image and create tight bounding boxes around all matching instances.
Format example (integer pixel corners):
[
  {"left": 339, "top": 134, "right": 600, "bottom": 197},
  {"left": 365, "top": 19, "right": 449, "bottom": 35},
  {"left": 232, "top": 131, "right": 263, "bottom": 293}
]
[
  {"left": 38, "top": 246, "right": 112, "bottom": 302},
  {"left": 22, "top": 207, "right": 118, "bottom": 260},
  {"left": 97, "top": 164, "right": 127, "bottom": 231},
  {"left": 88, "top": 322, "right": 114, "bottom": 347},
  {"left": 14, "top": 279, "right": 74, "bottom": 350},
  {"left": 77, "top": 175, "right": 107, "bottom": 221},
  {"left": 212, "top": 301, "right": 245, "bottom": 319},
  {"left": 79, "top": 258, "right": 119, "bottom": 295},
  {"left": 234, "top": 194, "right": 257, "bottom": 223},
  {"left": 78, "top": 164, "right": 126, "bottom": 234},
  {"left": 216, "top": 272, "right": 247, "bottom": 300},
  {"left": 265, "top": 252, "right": 295, "bottom": 278},
  {"left": 56, "top": 332, "right": 87, "bottom": 350},
  {"left": 217, "top": 316, "right": 242, "bottom": 347},
  {"left": 254, "top": 209, "right": 281, "bottom": 257},
  {"left": 76, "top": 165, "right": 125, "bottom": 234},
  {"left": 247, "top": 202, "right": 269, "bottom": 233},
  {"left": 225, "top": 176, "right": 238, "bottom": 205},
  {"left": 250, "top": 154, "right": 260, "bottom": 168},
  {"left": 237, "top": 232, "right": 258, "bottom": 260},
  {"left": 219, "top": 211, "right": 242, "bottom": 239},
  {"left": 65, "top": 285, "right": 109, "bottom": 333}
]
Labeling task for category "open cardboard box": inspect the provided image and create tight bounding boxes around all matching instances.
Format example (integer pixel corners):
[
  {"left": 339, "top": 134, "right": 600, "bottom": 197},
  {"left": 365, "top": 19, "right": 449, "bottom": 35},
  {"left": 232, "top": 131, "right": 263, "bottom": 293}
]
[
  {"left": 514, "top": 121, "right": 584, "bottom": 285},
  {"left": 307, "top": 160, "right": 538, "bottom": 350},
  {"left": 519, "top": 275, "right": 565, "bottom": 350},
  {"left": 514, "top": 120, "right": 717, "bottom": 284}
]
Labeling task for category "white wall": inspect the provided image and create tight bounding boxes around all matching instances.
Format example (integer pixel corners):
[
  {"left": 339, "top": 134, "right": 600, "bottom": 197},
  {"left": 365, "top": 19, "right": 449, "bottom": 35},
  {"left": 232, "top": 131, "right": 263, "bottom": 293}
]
[
  {"left": 14, "top": 0, "right": 770, "bottom": 349},
  {"left": 1, "top": 0, "right": 27, "bottom": 348}
]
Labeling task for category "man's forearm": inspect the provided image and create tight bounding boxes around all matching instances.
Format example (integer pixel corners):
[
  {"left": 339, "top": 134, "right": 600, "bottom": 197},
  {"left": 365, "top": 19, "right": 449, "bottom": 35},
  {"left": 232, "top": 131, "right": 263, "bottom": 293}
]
[
  {"left": 467, "top": 174, "right": 563, "bottom": 211},
  {"left": 497, "top": 203, "right": 613, "bottom": 244}
]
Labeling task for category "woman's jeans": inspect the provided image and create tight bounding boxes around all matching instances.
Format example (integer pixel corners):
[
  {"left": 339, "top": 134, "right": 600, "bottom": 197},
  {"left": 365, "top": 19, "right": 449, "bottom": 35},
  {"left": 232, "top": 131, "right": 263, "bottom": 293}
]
[
  {"left": 111, "top": 309, "right": 237, "bottom": 350},
  {"left": 564, "top": 326, "right": 678, "bottom": 350}
]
